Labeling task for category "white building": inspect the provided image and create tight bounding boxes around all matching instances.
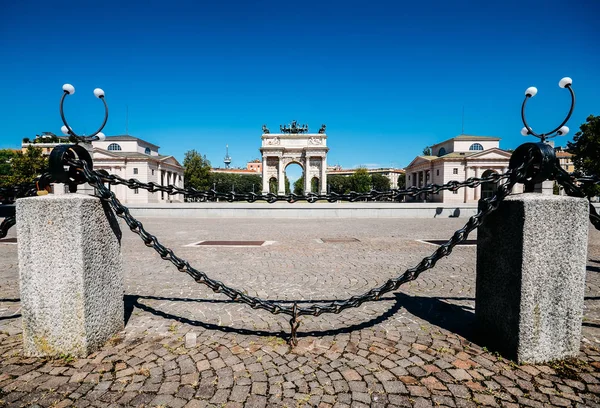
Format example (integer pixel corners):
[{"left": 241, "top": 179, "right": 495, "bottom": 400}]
[
  {"left": 404, "top": 135, "right": 513, "bottom": 203},
  {"left": 92, "top": 136, "right": 184, "bottom": 204}
]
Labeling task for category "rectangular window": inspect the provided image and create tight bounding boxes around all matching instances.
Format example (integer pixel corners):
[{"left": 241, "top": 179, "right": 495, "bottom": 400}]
[
  {"left": 436, "top": 170, "right": 439, "bottom": 176},
  {"left": 134, "top": 188, "right": 139, "bottom": 194},
  {"left": 453, "top": 190, "right": 458, "bottom": 194},
  {"left": 453, "top": 168, "right": 458, "bottom": 174},
  {"left": 151, "top": 169, "right": 155, "bottom": 175},
  {"left": 133, "top": 168, "right": 138, "bottom": 175}
]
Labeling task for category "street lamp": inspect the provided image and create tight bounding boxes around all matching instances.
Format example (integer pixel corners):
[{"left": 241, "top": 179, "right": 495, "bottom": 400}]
[
  {"left": 59, "top": 84, "right": 108, "bottom": 143},
  {"left": 520, "top": 77, "right": 574, "bottom": 143}
]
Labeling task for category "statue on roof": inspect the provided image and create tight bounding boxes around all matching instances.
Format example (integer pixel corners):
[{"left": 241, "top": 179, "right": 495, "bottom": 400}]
[
  {"left": 318, "top": 124, "right": 326, "bottom": 134},
  {"left": 262, "top": 124, "right": 270, "bottom": 134}
]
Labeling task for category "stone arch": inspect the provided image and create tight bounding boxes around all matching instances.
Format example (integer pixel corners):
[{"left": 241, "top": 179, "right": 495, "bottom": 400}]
[
  {"left": 311, "top": 176, "right": 320, "bottom": 193},
  {"left": 259, "top": 122, "right": 329, "bottom": 194},
  {"left": 481, "top": 169, "right": 498, "bottom": 199}
]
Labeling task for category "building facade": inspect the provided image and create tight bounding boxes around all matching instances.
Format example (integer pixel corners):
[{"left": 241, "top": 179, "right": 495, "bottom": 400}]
[
  {"left": 92, "top": 136, "right": 184, "bottom": 204},
  {"left": 404, "top": 135, "right": 513, "bottom": 203}
]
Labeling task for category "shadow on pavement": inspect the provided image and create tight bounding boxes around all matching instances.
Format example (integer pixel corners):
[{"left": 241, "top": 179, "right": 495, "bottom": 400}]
[{"left": 123, "top": 293, "right": 480, "bottom": 343}]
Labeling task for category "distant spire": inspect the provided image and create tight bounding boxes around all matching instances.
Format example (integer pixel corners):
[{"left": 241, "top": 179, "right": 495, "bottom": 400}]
[{"left": 224, "top": 144, "right": 232, "bottom": 169}]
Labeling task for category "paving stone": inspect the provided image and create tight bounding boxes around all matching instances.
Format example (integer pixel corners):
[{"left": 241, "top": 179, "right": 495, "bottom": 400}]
[{"left": 0, "top": 217, "right": 599, "bottom": 407}]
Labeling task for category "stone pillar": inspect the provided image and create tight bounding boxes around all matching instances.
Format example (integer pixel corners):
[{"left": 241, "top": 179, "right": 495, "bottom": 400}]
[
  {"left": 277, "top": 158, "right": 285, "bottom": 194},
  {"left": 476, "top": 194, "right": 588, "bottom": 363},
  {"left": 464, "top": 167, "right": 470, "bottom": 203},
  {"left": 473, "top": 167, "right": 480, "bottom": 200},
  {"left": 262, "top": 156, "right": 268, "bottom": 193},
  {"left": 17, "top": 195, "right": 124, "bottom": 357},
  {"left": 304, "top": 156, "right": 311, "bottom": 193},
  {"left": 320, "top": 156, "right": 327, "bottom": 194}
]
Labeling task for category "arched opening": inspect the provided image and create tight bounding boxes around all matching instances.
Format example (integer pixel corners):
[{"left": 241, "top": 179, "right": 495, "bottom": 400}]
[
  {"left": 269, "top": 177, "right": 277, "bottom": 194},
  {"left": 311, "top": 177, "right": 320, "bottom": 193},
  {"left": 108, "top": 143, "right": 122, "bottom": 151},
  {"left": 469, "top": 143, "right": 484, "bottom": 151},
  {"left": 438, "top": 147, "right": 446, "bottom": 157},
  {"left": 285, "top": 162, "right": 304, "bottom": 194},
  {"left": 481, "top": 169, "right": 498, "bottom": 199}
]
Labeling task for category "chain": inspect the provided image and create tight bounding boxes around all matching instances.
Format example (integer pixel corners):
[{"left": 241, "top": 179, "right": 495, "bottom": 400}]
[
  {"left": 0, "top": 216, "right": 16, "bottom": 239},
  {"left": 554, "top": 166, "right": 600, "bottom": 230},
  {"left": 93, "top": 169, "right": 507, "bottom": 203},
  {"left": 67, "top": 156, "right": 533, "bottom": 345}
]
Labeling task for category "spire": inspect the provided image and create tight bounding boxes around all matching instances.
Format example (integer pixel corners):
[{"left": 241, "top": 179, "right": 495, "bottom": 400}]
[{"left": 224, "top": 144, "right": 232, "bottom": 169}]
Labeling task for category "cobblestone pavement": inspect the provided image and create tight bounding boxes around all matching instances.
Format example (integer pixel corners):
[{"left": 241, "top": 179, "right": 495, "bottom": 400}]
[{"left": 0, "top": 215, "right": 599, "bottom": 408}]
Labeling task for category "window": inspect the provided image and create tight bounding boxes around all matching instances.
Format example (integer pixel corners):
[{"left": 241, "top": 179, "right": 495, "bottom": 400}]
[
  {"left": 469, "top": 143, "right": 484, "bottom": 151},
  {"left": 453, "top": 168, "right": 458, "bottom": 174},
  {"left": 436, "top": 169, "right": 439, "bottom": 176},
  {"left": 438, "top": 147, "right": 446, "bottom": 157},
  {"left": 134, "top": 188, "right": 139, "bottom": 194},
  {"left": 107, "top": 143, "right": 121, "bottom": 151},
  {"left": 453, "top": 190, "right": 458, "bottom": 194},
  {"left": 145, "top": 147, "right": 151, "bottom": 155},
  {"left": 133, "top": 168, "right": 138, "bottom": 175},
  {"left": 151, "top": 169, "right": 154, "bottom": 175}
]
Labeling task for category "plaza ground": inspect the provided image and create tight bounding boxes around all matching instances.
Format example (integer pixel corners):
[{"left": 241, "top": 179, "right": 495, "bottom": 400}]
[{"left": 0, "top": 216, "right": 599, "bottom": 407}]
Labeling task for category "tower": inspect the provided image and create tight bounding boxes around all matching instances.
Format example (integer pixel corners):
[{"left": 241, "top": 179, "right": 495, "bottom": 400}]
[{"left": 224, "top": 144, "right": 232, "bottom": 169}]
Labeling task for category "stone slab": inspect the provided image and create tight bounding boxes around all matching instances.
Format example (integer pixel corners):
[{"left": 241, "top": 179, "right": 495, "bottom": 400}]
[
  {"left": 16, "top": 194, "right": 124, "bottom": 357},
  {"left": 476, "top": 193, "right": 589, "bottom": 363}
]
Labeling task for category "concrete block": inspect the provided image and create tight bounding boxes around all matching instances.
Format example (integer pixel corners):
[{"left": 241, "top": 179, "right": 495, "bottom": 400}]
[
  {"left": 17, "top": 194, "right": 124, "bottom": 357},
  {"left": 476, "top": 193, "right": 588, "bottom": 363}
]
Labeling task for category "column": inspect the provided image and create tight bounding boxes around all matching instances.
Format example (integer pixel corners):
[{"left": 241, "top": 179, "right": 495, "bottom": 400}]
[
  {"left": 304, "top": 156, "right": 311, "bottom": 194},
  {"left": 17, "top": 195, "right": 124, "bottom": 357},
  {"left": 320, "top": 156, "right": 327, "bottom": 194},
  {"left": 277, "top": 157, "right": 285, "bottom": 195},
  {"left": 464, "top": 166, "right": 470, "bottom": 203},
  {"left": 474, "top": 167, "right": 480, "bottom": 200},
  {"left": 262, "top": 156, "right": 268, "bottom": 193},
  {"left": 476, "top": 194, "right": 588, "bottom": 363}
]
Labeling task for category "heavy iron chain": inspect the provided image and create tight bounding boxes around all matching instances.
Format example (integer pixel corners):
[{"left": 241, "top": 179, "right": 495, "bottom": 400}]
[
  {"left": 554, "top": 166, "right": 600, "bottom": 230},
  {"left": 0, "top": 216, "right": 16, "bottom": 239},
  {"left": 92, "top": 169, "right": 507, "bottom": 203},
  {"left": 67, "top": 155, "right": 533, "bottom": 345}
]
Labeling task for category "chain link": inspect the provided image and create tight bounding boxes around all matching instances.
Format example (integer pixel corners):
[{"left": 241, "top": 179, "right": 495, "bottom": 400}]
[
  {"left": 554, "top": 167, "right": 600, "bottom": 230},
  {"left": 67, "top": 155, "right": 533, "bottom": 345},
  {"left": 93, "top": 169, "right": 507, "bottom": 203}
]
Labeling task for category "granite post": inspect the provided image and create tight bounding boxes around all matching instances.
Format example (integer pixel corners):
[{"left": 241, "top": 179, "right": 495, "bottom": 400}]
[
  {"left": 476, "top": 193, "right": 588, "bottom": 363},
  {"left": 17, "top": 194, "right": 124, "bottom": 357}
]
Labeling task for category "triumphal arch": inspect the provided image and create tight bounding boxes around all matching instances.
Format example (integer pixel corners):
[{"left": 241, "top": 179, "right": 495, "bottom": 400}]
[{"left": 260, "top": 121, "right": 329, "bottom": 194}]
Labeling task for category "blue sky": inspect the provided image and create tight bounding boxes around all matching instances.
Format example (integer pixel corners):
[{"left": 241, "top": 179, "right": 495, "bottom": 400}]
[{"left": 1, "top": 0, "right": 598, "bottom": 178}]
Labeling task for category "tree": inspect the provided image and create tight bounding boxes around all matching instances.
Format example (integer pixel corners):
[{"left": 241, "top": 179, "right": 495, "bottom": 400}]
[
  {"left": 371, "top": 173, "right": 390, "bottom": 191},
  {"left": 567, "top": 114, "right": 600, "bottom": 197},
  {"left": 328, "top": 175, "right": 351, "bottom": 194},
  {"left": 422, "top": 146, "right": 432, "bottom": 155},
  {"left": 397, "top": 173, "right": 406, "bottom": 189},
  {"left": 183, "top": 150, "right": 212, "bottom": 190},
  {"left": 293, "top": 176, "right": 303, "bottom": 195},
  {"left": 0, "top": 147, "right": 48, "bottom": 187},
  {"left": 0, "top": 150, "right": 17, "bottom": 178},
  {"left": 209, "top": 173, "right": 262, "bottom": 194},
  {"left": 350, "top": 168, "right": 371, "bottom": 193}
]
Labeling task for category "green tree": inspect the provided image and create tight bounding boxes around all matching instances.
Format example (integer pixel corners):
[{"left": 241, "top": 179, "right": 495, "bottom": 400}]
[
  {"left": 293, "top": 176, "right": 303, "bottom": 195},
  {"left": 350, "top": 168, "right": 371, "bottom": 193},
  {"left": 183, "top": 150, "right": 211, "bottom": 190},
  {"left": 371, "top": 173, "right": 390, "bottom": 191},
  {"left": 328, "top": 175, "right": 351, "bottom": 194},
  {"left": 422, "top": 146, "right": 432, "bottom": 155},
  {"left": 209, "top": 173, "right": 262, "bottom": 194},
  {"left": 397, "top": 173, "right": 406, "bottom": 189},
  {"left": 0, "top": 149, "right": 17, "bottom": 178},
  {"left": 567, "top": 114, "right": 600, "bottom": 197},
  {"left": 0, "top": 147, "right": 48, "bottom": 187}
]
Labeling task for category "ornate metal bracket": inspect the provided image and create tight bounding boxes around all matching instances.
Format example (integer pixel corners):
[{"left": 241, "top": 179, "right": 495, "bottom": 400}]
[
  {"left": 59, "top": 84, "right": 109, "bottom": 143},
  {"left": 520, "top": 77, "right": 575, "bottom": 143},
  {"left": 49, "top": 144, "right": 94, "bottom": 193},
  {"left": 509, "top": 142, "right": 558, "bottom": 190}
]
